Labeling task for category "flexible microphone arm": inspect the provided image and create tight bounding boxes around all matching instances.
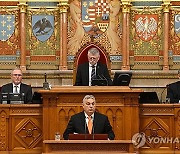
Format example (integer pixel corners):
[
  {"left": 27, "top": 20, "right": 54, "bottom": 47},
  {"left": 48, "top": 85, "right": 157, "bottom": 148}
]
[
  {"left": 101, "top": 74, "right": 108, "bottom": 86},
  {"left": 96, "top": 66, "right": 108, "bottom": 86}
]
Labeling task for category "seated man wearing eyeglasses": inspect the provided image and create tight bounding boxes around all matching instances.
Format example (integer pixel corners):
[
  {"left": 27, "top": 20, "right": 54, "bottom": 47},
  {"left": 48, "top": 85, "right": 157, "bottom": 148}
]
[
  {"left": 0, "top": 67, "right": 32, "bottom": 103},
  {"left": 74, "top": 47, "right": 112, "bottom": 86}
]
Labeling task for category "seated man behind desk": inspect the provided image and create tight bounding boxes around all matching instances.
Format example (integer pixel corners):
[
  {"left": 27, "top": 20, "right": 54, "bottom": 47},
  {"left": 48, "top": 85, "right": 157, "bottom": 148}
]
[
  {"left": 63, "top": 95, "right": 115, "bottom": 140},
  {"left": 0, "top": 67, "right": 32, "bottom": 104},
  {"left": 75, "top": 47, "right": 112, "bottom": 86},
  {"left": 166, "top": 70, "right": 180, "bottom": 103}
]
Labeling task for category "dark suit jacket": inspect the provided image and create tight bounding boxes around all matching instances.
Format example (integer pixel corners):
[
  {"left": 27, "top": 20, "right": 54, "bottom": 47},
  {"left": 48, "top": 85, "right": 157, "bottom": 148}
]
[
  {"left": 75, "top": 62, "right": 112, "bottom": 86},
  {"left": 0, "top": 83, "right": 32, "bottom": 103},
  {"left": 63, "top": 111, "right": 115, "bottom": 140},
  {"left": 167, "top": 81, "right": 180, "bottom": 103}
]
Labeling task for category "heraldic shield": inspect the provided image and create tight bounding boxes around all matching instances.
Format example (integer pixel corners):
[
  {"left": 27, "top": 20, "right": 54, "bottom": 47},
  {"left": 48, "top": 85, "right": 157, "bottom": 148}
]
[
  {"left": 81, "top": 0, "right": 110, "bottom": 38},
  {"left": 0, "top": 15, "right": 15, "bottom": 41},
  {"left": 175, "top": 14, "right": 180, "bottom": 38},
  {"left": 135, "top": 14, "right": 158, "bottom": 42},
  {"left": 32, "top": 15, "right": 54, "bottom": 42}
]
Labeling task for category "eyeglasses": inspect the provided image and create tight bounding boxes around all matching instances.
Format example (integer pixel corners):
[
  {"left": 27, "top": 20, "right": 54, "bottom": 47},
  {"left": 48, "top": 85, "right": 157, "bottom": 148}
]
[{"left": 12, "top": 74, "right": 22, "bottom": 77}]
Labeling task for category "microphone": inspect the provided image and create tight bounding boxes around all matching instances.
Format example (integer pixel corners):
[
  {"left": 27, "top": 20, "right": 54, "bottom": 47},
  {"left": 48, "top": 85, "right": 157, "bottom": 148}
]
[
  {"left": 160, "top": 84, "right": 169, "bottom": 103},
  {"left": 43, "top": 73, "right": 50, "bottom": 90},
  {"left": 85, "top": 117, "right": 87, "bottom": 140},
  {"left": 92, "top": 118, "right": 94, "bottom": 140},
  {"left": 101, "top": 74, "right": 108, "bottom": 86},
  {"left": 96, "top": 66, "right": 108, "bottom": 86}
]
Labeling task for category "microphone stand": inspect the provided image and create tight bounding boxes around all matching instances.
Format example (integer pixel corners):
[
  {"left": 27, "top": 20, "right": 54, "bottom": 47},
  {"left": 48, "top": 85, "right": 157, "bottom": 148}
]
[
  {"left": 85, "top": 117, "right": 87, "bottom": 140},
  {"left": 92, "top": 120, "right": 94, "bottom": 140},
  {"left": 101, "top": 74, "right": 108, "bottom": 86},
  {"left": 97, "top": 66, "right": 108, "bottom": 86}
]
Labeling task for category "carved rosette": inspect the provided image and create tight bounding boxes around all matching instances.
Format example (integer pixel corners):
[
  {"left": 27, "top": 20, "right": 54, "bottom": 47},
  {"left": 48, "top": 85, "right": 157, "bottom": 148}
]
[
  {"left": 15, "top": 118, "right": 42, "bottom": 149},
  {"left": 142, "top": 118, "right": 169, "bottom": 149}
]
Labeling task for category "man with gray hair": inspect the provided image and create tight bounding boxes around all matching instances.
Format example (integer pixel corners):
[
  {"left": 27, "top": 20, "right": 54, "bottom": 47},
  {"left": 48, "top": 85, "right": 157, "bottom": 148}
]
[
  {"left": 63, "top": 94, "right": 115, "bottom": 140},
  {"left": 75, "top": 47, "right": 112, "bottom": 86},
  {"left": 0, "top": 67, "right": 32, "bottom": 103},
  {"left": 166, "top": 70, "right": 180, "bottom": 103}
]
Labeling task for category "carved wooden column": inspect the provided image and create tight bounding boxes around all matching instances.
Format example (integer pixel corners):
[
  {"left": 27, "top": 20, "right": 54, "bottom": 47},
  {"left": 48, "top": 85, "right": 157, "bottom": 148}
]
[
  {"left": 162, "top": 0, "right": 171, "bottom": 71},
  {"left": 121, "top": 0, "right": 131, "bottom": 70},
  {"left": 58, "top": 0, "right": 69, "bottom": 70},
  {"left": 18, "top": 2, "right": 27, "bottom": 71}
]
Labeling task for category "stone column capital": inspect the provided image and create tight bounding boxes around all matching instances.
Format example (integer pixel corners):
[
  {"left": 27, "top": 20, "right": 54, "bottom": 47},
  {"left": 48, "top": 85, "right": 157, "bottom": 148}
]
[
  {"left": 162, "top": 0, "right": 171, "bottom": 13},
  {"left": 58, "top": 0, "right": 69, "bottom": 13},
  {"left": 18, "top": 2, "right": 28, "bottom": 13},
  {"left": 121, "top": 0, "right": 131, "bottom": 13}
]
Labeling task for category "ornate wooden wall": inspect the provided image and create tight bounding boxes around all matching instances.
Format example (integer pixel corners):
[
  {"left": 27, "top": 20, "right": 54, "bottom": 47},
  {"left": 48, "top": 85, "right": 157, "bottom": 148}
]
[
  {"left": 0, "top": 0, "right": 179, "bottom": 71},
  {"left": 1, "top": 94, "right": 180, "bottom": 153}
]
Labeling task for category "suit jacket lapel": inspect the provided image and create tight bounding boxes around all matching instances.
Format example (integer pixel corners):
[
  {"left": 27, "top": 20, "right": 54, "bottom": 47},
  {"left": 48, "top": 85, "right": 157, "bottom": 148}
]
[
  {"left": 84, "top": 63, "right": 89, "bottom": 84},
  {"left": 20, "top": 84, "right": 23, "bottom": 93},
  {"left": 177, "top": 81, "right": 180, "bottom": 99},
  {"left": 10, "top": 83, "right": 13, "bottom": 93},
  {"left": 79, "top": 112, "right": 87, "bottom": 133},
  {"left": 93, "top": 112, "right": 98, "bottom": 132}
]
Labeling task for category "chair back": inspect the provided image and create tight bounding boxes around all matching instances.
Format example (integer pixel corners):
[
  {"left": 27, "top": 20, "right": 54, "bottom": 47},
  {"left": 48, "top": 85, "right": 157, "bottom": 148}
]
[{"left": 73, "top": 43, "right": 111, "bottom": 84}]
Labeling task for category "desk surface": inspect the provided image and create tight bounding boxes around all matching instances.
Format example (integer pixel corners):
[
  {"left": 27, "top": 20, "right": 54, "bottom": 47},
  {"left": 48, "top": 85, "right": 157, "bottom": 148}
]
[{"left": 39, "top": 86, "right": 142, "bottom": 93}]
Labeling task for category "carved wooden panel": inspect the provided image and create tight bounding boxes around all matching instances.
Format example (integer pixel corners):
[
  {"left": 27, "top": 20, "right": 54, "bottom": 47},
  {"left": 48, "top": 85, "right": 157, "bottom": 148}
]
[
  {"left": 0, "top": 104, "right": 42, "bottom": 153},
  {"left": 140, "top": 104, "right": 176, "bottom": 152}
]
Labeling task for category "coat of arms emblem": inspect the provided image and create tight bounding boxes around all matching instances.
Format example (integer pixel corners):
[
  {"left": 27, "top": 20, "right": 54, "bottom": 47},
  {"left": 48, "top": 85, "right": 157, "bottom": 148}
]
[
  {"left": 81, "top": 0, "right": 110, "bottom": 38},
  {"left": 135, "top": 15, "right": 158, "bottom": 41},
  {"left": 32, "top": 15, "right": 54, "bottom": 42},
  {"left": 175, "top": 14, "right": 180, "bottom": 38}
]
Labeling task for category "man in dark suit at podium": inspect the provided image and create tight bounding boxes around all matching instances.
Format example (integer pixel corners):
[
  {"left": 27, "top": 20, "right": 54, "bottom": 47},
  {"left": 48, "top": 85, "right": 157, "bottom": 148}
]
[
  {"left": 74, "top": 47, "right": 112, "bottom": 86},
  {"left": 0, "top": 67, "right": 32, "bottom": 103},
  {"left": 166, "top": 70, "right": 180, "bottom": 103},
  {"left": 63, "top": 95, "right": 115, "bottom": 140}
]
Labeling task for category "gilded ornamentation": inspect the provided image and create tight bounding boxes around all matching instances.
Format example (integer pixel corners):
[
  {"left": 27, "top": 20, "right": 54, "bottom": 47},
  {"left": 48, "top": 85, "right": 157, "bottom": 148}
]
[
  {"left": 67, "top": 0, "right": 85, "bottom": 55},
  {"left": 106, "top": 0, "right": 121, "bottom": 54},
  {"left": 18, "top": 3, "right": 27, "bottom": 13},
  {"left": 162, "top": 0, "right": 171, "bottom": 13},
  {"left": 58, "top": 0, "right": 69, "bottom": 13}
]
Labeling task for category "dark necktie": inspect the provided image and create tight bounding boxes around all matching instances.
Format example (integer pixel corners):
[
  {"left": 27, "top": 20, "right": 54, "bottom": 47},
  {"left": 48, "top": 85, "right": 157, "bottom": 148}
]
[
  {"left": 91, "top": 65, "right": 96, "bottom": 84},
  {"left": 14, "top": 85, "right": 18, "bottom": 93}
]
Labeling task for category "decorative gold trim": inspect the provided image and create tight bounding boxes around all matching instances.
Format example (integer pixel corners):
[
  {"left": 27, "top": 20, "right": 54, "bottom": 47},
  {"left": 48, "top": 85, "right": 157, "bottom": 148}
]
[
  {"left": 18, "top": 3, "right": 28, "bottom": 13},
  {"left": 121, "top": 0, "right": 131, "bottom": 13},
  {"left": 162, "top": 0, "right": 171, "bottom": 12},
  {"left": 58, "top": 0, "right": 69, "bottom": 13}
]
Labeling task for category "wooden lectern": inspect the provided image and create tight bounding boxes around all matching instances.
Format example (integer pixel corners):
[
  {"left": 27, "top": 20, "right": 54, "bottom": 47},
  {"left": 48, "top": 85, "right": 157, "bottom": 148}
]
[{"left": 39, "top": 86, "right": 141, "bottom": 153}]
